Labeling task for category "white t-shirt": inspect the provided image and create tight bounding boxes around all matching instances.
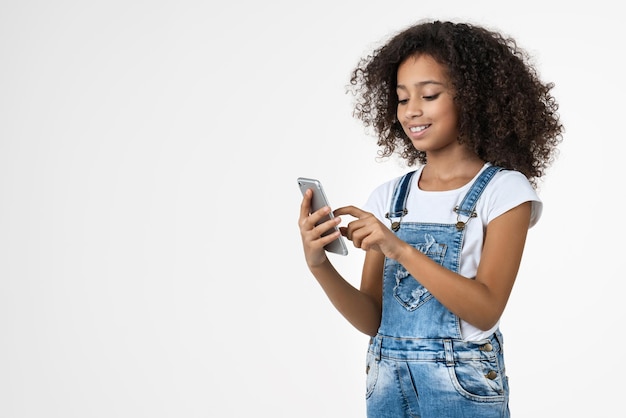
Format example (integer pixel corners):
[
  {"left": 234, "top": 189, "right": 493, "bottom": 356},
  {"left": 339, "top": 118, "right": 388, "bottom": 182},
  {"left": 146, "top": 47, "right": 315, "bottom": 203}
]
[{"left": 363, "top": 163, "right": 542, "bottom": 341}]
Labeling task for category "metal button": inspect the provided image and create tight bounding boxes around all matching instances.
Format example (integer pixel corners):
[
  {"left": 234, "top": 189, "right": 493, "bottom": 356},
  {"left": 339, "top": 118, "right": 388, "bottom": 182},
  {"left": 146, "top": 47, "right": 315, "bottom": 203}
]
[
  {"left": 485, "top": 370, "right": 498, "bottom": 380},
  {"left": 479, "top": 343, "right": 493, "bottom": 352}
]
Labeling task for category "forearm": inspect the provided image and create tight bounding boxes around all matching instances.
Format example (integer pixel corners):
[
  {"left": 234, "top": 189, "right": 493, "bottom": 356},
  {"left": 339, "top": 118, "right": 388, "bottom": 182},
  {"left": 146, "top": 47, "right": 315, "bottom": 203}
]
[
  {"left": 396, "top": 245, "right": 505, "bottom": 330},
  {"left": 309, "top": 259, "right": 381, "bottom": 336}
]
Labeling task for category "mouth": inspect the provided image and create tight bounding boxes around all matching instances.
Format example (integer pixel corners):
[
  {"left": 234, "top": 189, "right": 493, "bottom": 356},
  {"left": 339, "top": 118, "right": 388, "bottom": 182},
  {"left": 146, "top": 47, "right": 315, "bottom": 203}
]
[{"left": 409, "top": 124, "right": 430, "bottom": 133}]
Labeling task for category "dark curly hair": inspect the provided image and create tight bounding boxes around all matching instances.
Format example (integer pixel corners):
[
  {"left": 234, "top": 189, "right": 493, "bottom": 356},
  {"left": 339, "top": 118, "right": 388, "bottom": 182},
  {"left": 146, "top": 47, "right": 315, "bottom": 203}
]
[{"left": 348, "top": 20, "right": 563, "bottom": 187}]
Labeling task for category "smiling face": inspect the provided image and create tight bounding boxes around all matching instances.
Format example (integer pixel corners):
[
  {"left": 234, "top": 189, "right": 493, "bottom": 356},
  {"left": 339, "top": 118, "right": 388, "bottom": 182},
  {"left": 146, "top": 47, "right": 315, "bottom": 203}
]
[{"left": 396, "top": 54, "right": 461, "bottom": 157}]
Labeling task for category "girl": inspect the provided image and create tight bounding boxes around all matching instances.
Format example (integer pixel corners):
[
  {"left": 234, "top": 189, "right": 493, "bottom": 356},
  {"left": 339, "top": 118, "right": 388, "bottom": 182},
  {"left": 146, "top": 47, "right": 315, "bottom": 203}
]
[{"left": 298, "top": 20, "right": 563, "bottom": 417}]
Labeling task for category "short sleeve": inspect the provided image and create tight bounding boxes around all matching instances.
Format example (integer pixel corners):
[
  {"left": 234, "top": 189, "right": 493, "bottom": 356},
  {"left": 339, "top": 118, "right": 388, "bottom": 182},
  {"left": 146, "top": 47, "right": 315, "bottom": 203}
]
[{"left": 483, "top": 170, "right": 542, "bottom": 229}]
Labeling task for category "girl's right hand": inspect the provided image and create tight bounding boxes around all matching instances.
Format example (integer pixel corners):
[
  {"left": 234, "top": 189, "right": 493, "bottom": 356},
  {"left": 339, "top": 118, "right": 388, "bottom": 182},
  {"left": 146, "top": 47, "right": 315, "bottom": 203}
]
[
  {"left": 335, "top": 205, "right": 408, "bottom": 261},
  {"left": 298, "top": 188, "right": 342, "bottom": 268}
]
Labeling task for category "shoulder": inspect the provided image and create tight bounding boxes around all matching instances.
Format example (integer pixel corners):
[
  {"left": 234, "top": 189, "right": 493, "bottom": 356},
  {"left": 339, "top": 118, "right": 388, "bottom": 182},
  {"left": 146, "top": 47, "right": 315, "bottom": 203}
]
[
  {"left": 483, "top": 168, "right": 543, "bottom": 228},
  {"left": 490, "top": 168, "right": 536, "bottom": 190}
]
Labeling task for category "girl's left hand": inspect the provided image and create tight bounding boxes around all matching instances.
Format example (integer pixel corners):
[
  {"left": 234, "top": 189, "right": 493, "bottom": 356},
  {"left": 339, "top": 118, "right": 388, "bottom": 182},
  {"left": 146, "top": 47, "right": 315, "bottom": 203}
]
[{"left": 334, "top": 206, "right": 407, "bottom": 260}]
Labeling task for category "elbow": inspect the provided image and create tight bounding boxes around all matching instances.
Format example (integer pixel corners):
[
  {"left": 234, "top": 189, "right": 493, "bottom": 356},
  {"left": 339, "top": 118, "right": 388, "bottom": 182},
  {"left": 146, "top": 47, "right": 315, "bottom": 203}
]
[
  {"left": 363, "top": 327, "right": 379, "bottom": 338},
  {"left": 356, "top": 316, "right": 381, "bottom": 338},
  {"left": 470, "top": 308, "right": 504, "bottom": 332},
  {"left": 357, "top": 299, "right": 381, "bottom": 337},
  {"left": 360, "top": 330, "right": 376, "bottom": 338},
  {"left": 357, "top": 320, "right": 381, "bottom": 337},
  {"left": 467, "top": 285, "right": 507, "bottom": 331},
  {"left": 474, "top": 318, "right": 500, "bottom": 332}
]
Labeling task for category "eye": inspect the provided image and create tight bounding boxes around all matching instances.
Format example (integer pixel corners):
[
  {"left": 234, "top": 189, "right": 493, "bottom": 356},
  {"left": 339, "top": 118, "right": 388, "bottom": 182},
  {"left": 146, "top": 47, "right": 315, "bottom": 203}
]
[
  {"left": 398, "top": 98, "right": 409, "bottom": 105},
  {"left": 422, "top": 93, "right": 441, "bottom": 101}
]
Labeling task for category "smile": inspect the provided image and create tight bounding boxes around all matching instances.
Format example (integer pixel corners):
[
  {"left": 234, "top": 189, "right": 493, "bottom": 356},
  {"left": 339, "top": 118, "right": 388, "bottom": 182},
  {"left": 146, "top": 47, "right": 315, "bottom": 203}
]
[{"left": 409, "top": 125, "right": 430, "bottom": 133}]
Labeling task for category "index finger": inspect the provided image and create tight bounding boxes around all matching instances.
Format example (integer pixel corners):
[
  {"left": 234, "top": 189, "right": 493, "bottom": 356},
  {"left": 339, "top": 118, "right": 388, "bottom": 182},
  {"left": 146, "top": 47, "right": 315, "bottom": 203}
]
[{"left": 334, "top": 205, "right": 368, "bottom": 218}]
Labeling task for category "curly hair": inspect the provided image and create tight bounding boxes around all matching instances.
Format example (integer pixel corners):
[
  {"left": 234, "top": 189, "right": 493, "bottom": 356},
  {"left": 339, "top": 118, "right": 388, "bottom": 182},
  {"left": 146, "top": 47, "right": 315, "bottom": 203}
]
[{"left": 348, "top": 20, "right": 563, "bottom": 187}]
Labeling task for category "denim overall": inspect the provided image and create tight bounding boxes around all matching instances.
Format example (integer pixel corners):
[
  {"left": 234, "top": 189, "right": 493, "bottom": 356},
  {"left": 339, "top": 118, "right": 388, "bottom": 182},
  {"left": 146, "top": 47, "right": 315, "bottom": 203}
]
[{"left": 365, "top": 166, "right": 510, "bottom": 418}]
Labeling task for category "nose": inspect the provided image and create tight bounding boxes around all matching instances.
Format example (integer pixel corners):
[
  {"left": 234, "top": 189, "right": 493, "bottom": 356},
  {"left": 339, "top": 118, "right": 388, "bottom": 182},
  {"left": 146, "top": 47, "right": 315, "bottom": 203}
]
[{"left": 403, "top": 100, "right": 423, "bottom": 119}]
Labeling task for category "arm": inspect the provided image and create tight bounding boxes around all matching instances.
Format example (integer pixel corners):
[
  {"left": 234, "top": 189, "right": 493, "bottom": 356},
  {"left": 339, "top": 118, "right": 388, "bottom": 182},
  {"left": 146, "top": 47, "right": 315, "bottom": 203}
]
[
  {"left": 298, "top": 189, "right": 383, "bottom": 336},
  {"left": 337, "top": 202, "right": 532, "bottom": 331}
]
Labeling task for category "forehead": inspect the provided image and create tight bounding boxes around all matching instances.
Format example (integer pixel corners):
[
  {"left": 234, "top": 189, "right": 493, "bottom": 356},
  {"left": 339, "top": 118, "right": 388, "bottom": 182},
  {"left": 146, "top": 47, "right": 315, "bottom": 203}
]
[{"left": 396, "top": 54, "right": 450, "bottom": 85}]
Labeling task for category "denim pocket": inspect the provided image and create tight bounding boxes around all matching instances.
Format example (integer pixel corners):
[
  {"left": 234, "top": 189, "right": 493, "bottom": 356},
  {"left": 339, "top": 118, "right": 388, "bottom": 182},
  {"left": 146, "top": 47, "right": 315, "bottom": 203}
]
[
  {"left": 393, "top": 235, "right": 446, "bottom": 311},
  {"left": 365, "top": 350, "right": 379, "bottom": 399},
  {"left": 449, "top": 354, "right": 507, "bottom": 401}
]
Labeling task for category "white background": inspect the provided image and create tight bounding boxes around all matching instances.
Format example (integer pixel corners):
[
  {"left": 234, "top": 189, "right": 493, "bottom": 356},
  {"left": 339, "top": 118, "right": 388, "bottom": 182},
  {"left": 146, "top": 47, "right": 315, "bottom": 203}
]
[{"left": 1, "top": 1, "right": 622, "bottom": 417}]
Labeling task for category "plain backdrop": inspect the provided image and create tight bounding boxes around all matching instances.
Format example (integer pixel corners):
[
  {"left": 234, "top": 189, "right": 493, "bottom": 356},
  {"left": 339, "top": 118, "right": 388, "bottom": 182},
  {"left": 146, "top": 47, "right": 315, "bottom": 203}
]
[{"left": 1, "top": 1, "right": 623, "bottom": 417}]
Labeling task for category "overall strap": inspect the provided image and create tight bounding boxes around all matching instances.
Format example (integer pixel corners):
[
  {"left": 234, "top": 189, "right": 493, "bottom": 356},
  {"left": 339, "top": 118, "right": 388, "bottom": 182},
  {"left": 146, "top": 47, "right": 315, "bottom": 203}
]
[
  {"left": 385, "top": 170, "right": 417, "bottom": 231},
  {"left": 454, "top": 165, "right": 503, "bottom": 230}
]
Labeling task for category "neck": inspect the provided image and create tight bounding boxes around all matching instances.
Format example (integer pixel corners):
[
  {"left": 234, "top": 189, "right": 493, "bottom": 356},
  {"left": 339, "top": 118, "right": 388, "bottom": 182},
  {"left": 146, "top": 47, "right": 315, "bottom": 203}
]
[{"left": 419, "top": 152, "right": 485, "bottom": 191}]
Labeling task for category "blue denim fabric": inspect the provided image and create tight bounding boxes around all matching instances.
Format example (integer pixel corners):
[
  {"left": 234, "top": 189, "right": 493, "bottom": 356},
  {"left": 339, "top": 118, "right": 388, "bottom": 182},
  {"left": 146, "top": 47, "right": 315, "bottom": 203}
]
[
  {"left": 366, "top": 332, "right": 509, "bottom": 417},
  {"left": 367, "top": 166, "right": 510, "bottom": 418}
]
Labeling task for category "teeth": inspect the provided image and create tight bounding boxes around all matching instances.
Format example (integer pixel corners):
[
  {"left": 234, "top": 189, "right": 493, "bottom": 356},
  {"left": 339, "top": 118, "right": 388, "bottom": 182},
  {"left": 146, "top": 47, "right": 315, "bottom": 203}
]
[{"left": 410, "top": 125, "right": 428, "bottom": 133}]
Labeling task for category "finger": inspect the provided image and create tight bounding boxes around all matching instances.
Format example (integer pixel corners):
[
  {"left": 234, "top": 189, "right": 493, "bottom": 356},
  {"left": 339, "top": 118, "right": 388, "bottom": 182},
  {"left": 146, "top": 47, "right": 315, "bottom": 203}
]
[
  {"left": 303, "top": 218, "right": 341, "bottom": 253},
  {"left": 317, "top": 228, "right": 342, "bottom": 247},
  {"left": 340, "top": 222, "right": 361, "bottom": 247},
  {"left": 342, "top": 219, "right": 360, "bottom": 241},
  {"left": 334, "top": 205, "right": 368, "bottom": 219},
  {"left": 347, "top": 225, "right": 364, "bottom": 248},
  {"left": 345, "top": 220, "right": 378, "bottom": 249},
  {"left": 314, "top": 216, "right": 342, "bottom": 238},
  {"left": 299, "top": 192, "right": 332, "bottom": 230}
]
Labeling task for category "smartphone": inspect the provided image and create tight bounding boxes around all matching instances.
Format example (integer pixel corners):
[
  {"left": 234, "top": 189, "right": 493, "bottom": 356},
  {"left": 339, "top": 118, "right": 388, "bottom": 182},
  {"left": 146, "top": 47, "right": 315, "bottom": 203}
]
[{"left": 297, "top": 177, "right": 349, "bottom": 256}]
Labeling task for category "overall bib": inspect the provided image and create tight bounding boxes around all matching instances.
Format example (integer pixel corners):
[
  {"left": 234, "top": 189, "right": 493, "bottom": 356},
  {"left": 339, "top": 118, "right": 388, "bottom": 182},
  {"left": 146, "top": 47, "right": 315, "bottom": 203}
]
[{"left": 365, "top": 166, "right": 510, "bottom": 418}]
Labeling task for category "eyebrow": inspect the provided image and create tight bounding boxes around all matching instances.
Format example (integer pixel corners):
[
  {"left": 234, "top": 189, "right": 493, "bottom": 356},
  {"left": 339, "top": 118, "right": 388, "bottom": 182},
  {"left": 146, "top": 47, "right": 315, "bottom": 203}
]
[{"left": 396, "top": 80, "right": 445, "bottom": 90}]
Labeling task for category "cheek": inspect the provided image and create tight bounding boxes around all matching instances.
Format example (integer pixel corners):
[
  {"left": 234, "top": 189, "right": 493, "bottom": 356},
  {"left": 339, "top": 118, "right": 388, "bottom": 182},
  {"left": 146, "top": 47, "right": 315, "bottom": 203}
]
[{"left": 436, "top": 104, "right": 459, "bottom": 127}]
